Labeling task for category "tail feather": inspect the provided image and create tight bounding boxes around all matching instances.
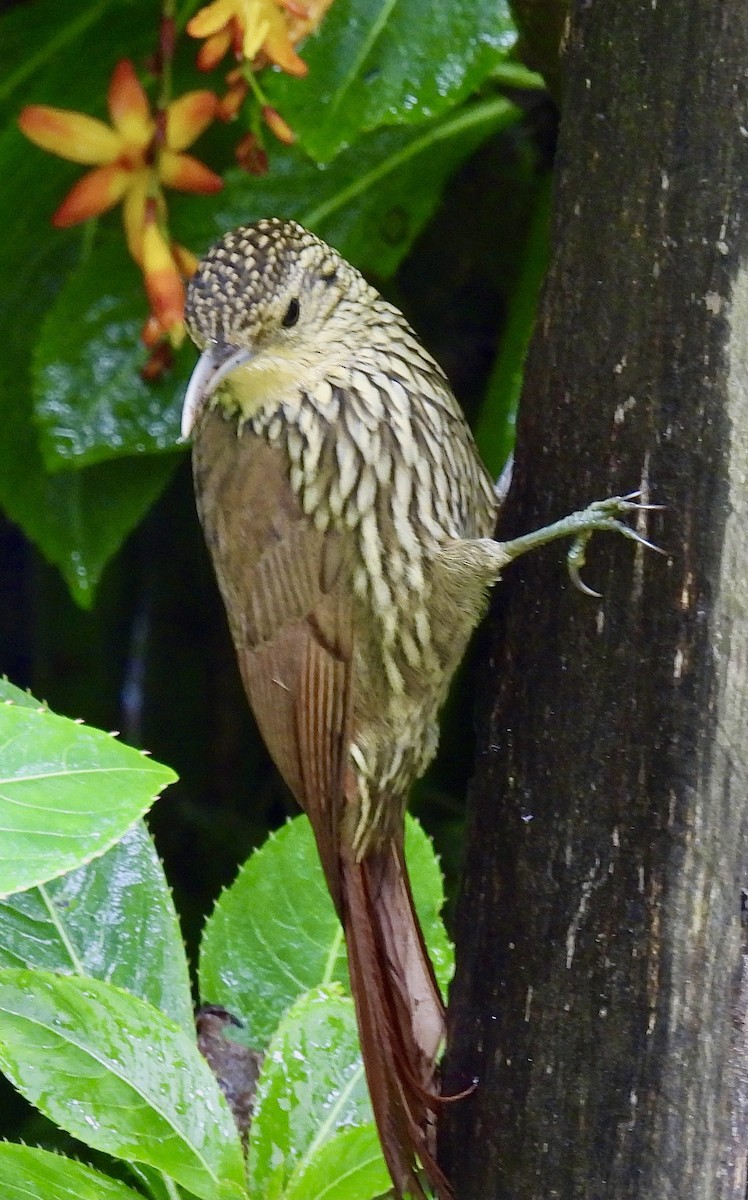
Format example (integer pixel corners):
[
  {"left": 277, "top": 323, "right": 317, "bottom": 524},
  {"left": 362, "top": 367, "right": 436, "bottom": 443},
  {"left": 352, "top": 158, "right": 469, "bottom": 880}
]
[{"left": 342, "top": 838, "right": 452, "bottom": 1200}]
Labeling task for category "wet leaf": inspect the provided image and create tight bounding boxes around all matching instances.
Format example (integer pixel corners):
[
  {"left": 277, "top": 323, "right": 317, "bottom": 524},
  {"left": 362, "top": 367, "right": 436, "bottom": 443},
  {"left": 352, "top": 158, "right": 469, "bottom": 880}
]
[
  {"left": 32, "top": 235, "right": 193, "bottom": 471},
  {"left": 0, "top": 2, "right": 184, "bottom": 606},
  {"left": 0, "top": 682, "right": 176, "bottom": 897},
  {"left": 284, "top": 1123, "right": 391, "bottom": 1200},
  {"left": 265, "top": 0, "right": 517, "bottom": 161},
  {"left": 0, "top": 969, "right": 245, "bottom": 1200},
  {"left": 198, "top": 814, "right": 452, "bottom": 1047},
  {"left": 178, "top": 96, "right": 518, "bottom": 282},
  {"left": 0, "top": 1142, "right": 143, "bottom": 1200},
  {"left": 248, "top": 987, "right": 374, "bottom": 1198},
  {"left": 0, "top": 820, "right": 193, "bottom": 1031}
]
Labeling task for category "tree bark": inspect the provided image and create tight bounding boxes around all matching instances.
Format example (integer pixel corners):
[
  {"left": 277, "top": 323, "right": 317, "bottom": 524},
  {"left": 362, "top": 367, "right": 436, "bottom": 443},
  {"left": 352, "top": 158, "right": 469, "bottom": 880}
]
[{"left": 441, "top": 3, "right": 748, "bottom": 1198}]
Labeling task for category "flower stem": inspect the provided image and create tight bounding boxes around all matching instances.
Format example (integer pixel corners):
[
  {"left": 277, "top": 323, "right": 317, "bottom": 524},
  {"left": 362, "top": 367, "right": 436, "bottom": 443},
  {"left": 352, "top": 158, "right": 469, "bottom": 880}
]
[
  {"left": 243, "top": 66, "right": 269, "bottom": 109},
  {"left": 158, "top": 0, "right": 177, "bottom": 115}
]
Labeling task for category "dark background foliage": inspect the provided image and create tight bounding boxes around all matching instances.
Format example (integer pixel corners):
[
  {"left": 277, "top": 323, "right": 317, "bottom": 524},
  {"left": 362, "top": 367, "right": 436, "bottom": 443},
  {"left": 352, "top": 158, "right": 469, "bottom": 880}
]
[{"left": 0, "top": 0, "right": 556, "bottom": 1145}]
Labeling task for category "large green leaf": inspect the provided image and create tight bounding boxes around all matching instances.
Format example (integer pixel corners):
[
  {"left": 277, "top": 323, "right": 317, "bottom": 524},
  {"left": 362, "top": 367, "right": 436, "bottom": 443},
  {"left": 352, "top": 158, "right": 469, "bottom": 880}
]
[
  {"left": 475, "top": 172, "right": 552, "bottom": 475},
  {"left": 0, "top": 1143, "right": 143, "bottom": 1200},
  {"left": 283, "top": 1123, "right": 391, "bottom": 1200},
  {"left": 0, "top": 1, "right": 199, "bottom": 603},
  {"left": 248, "top": 987, "right": 375, "bottom": 1199},
  {"left": 0, "top": 130, "right": 178, "bottom": 605},
  {"left": 0, "top": 0, "right": 155, "bottom": 122},
  {"left": 0, "top": 682, "right": 176, "bottom": 897},
  {"left": 0, "top": 819, "right": 193, "bottom": 1030},
  {"left": 198, "top": 814, "right": 452, "bottom": 1047},
  {"left": 0, "top": 680, "right": 39, "bottom": 708},
  {"left": 265, "top": 0, "right": 517, "bottom": 161},
  {"left": 0, "top": 969, "right": 245, "bottom": 1200},
  {"left": 0, "top": 129, "right": 176, "bottom": 607},
  {"left": 32, "top": 234, "right": 193, "bottom": 471},
  {"left": 178, "top": 95, "right": 517, "bottom": 279}
]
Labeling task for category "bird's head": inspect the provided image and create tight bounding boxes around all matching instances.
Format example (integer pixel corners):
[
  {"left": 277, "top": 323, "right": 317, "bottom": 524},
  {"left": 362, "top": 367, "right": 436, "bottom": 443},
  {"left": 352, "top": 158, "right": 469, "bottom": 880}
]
[{"left": 181, "top": 218, "right": 369, "bottom": 439}]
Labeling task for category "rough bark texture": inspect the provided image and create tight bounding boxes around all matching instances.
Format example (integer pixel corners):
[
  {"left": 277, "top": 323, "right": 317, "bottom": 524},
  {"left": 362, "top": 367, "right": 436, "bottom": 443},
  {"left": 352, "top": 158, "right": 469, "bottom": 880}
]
[{"left": 441, "top": 2, "right": 748, "bottom": 1198}]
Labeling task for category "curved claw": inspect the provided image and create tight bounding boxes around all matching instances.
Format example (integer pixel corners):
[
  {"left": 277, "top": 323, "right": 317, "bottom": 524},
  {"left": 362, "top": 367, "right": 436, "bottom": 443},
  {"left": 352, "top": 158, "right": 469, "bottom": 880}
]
[
  {"left": 569, "top": 564, "right": 602, "bottom": 598},
  {"left": 565, "top": 507, "right": 665, "bottom": 595},
  {"left": 567, "top": 533, "right": 601, "bottom": 597}
]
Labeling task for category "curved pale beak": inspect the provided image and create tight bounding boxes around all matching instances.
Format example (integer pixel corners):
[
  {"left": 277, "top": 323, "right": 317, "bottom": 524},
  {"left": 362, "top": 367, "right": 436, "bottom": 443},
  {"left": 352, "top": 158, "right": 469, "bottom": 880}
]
[{"left": 180, "top": 344, "right": 254, "bottom": 441}]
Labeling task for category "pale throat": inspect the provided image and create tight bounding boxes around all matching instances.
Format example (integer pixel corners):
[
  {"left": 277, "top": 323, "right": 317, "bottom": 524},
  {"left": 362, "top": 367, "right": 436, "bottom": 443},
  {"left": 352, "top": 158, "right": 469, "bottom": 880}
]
[
  {"left": 213, "top": 346, "right": 313, "bottom": 422},
  {"left": 212, "top": 331, "right": 350, "bottom": 423}
]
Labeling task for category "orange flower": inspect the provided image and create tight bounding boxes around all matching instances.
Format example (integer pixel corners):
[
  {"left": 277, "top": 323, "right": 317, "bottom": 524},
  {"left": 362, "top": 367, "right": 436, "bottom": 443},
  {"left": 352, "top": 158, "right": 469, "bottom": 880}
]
[
  {"left": 262, "top": 104, "right": 295, "bottom": 144},
  {"left": 140, "top": 202, "right": 199, "bottom": 347},
  {"left": 235, "top": 131, "right": 269, "bottom": 174},
  {"left": 217, "top": 70, "right": 250, "bottom": 121},
  {"left": 19, "top": 60, "right": 222, "bottom": 262},
  {"left": 283, "top": 0, "right": 335, "bottom": 47},
  {"left": 187, "top": 0, "right": 308, "bottom": 76}
]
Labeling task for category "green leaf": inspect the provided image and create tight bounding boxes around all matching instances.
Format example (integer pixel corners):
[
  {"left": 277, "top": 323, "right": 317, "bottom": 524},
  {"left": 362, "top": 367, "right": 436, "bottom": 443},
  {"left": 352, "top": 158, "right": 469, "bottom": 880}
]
[
  {"left": 177, "top": 96, "right": 518, "bottom": 281},
  {"left": 284, "top": 1123, "right": 391, "bottom": 1200},
  {"left": 0, "top": 969, "right": 245, "bottom": 1200},
  {"left": 265, "top": 0, "right": 517, "bottom": 161},
  {"left": 0, "top": 150, "right": 177, "bottom": 607},
  {"left": 32, "top": 235, "right": 194, "bottom": 472},
  {"left": 248, "top": 987, "right": 374, "bottom": 1198},
  {"left": 199, "top": 817, "right": 341, "bottom": 1046},
  {"left": 121, "top": 1164, "right": 175, "bottom": 1200},
  {"left": 0, "top": 695, "right": 176, "bottom": 897},
  {"left": 475, "top": 171, "right": 552, "bottom": 475},
  {"left": 0, "top": 311, "right": 177, "bottom": 604},
  {"left": 0, "top": 679, "right": 40, "bottom": 708},
  {"left": 0, "top": 819, "right": 193, "bottom": 1031},
  {"left": 0, "top": 10, "right": 180, "bottom": 605},
  {"left": 17, "top": 446, "right": 177, "bottom": 610},
  {"left": 199, "top": 814, "right": 452, "bottom": 1047},
  {"left": 0, "top": 0, "right": 155, "bottom": 122},
  {"left": 0, "top": 1142, "right": 143, "bottom": 1200}
]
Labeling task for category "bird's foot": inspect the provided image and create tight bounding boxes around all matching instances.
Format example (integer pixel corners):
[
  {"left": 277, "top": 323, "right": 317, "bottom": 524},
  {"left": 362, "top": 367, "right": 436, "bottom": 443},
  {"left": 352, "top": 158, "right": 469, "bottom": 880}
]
[{"left": 497, "top": 491, "right": 665, "bottom": 597}]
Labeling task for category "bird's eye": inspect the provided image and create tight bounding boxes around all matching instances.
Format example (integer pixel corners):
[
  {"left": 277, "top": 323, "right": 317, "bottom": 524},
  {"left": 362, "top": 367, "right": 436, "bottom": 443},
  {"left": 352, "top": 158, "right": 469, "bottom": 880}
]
[{"left": 281, "top": 298, "right": 300, "bottom": 328}]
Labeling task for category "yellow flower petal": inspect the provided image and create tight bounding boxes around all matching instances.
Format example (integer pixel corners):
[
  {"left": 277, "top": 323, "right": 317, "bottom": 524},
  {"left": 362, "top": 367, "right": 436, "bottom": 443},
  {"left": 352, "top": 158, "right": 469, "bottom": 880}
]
[
  {"left": 121, "top": 171, "right": 153, "bottom": 262},
  {"left": 284, "top": 0, "right": 334, "bottom": 44},
  {"left": 19, "top": 105, "right": 122, "bottom": 165},
  {"left": 52, "top": 164, "right": 130, "bottom": 226},
  {"left": 166, "top": 91, "right": 219, "bottom": 152},
  {"left": 241, "top": 0, "right": 270, "bottom": 59},
  {"left": 142, "top": 220, "right": 186, "bottom": 337},
  {"left": 108, "top": 59, "right": 153, "bottom": 146},
  {"left": 196, "top": 29, "right": 232, "bottom": 71},
  {"left": 172, "top": 243, "right": 199, "bottom": 277},
  {"left": 187, "top": 0, "right": 239, "bottom": 38},
  {"left": 255, "top": 0, "right": 307, "bottom": 75},
  {"left": 159, "top": 150, "right": 223, "bottom": 194}
]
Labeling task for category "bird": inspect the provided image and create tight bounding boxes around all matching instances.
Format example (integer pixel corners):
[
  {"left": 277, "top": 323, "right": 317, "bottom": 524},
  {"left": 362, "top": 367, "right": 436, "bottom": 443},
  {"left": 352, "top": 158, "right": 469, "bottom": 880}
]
[{"left": 181, "top": 217, "right": 656, "bottom": 1199}]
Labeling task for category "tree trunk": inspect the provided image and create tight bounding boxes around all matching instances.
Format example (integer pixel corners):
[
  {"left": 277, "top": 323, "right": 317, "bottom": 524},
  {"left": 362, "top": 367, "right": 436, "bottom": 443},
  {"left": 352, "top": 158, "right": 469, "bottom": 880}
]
[{"left": 441, "top": 3, "right": 748, "bottom": 1198}]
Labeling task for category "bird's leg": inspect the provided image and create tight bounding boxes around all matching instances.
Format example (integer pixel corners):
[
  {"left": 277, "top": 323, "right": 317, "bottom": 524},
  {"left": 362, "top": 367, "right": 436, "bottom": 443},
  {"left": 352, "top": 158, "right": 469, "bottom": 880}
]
[{"left": 492, "top": 493, "right": 664, "bottom": 596}]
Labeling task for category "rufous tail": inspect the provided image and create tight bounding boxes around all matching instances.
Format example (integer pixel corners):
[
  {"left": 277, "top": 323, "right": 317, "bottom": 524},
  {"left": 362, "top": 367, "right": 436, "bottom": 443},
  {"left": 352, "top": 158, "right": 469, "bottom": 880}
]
[{"left": 341, "top": 837, "right": 452, "bottom": 1200}]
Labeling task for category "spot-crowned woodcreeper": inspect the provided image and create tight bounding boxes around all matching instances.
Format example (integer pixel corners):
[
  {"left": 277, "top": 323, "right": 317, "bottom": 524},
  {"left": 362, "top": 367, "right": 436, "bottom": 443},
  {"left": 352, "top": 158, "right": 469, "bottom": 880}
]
[{"left": 182, "top": 218, "right": 656, "bottom": 1199}]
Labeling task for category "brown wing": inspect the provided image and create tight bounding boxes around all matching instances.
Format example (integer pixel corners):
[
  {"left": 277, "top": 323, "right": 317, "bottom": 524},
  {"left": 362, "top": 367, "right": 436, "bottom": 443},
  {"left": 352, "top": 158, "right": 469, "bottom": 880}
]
[{"left": 193, "top": 409, "right": 353, "bottom": 905}]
